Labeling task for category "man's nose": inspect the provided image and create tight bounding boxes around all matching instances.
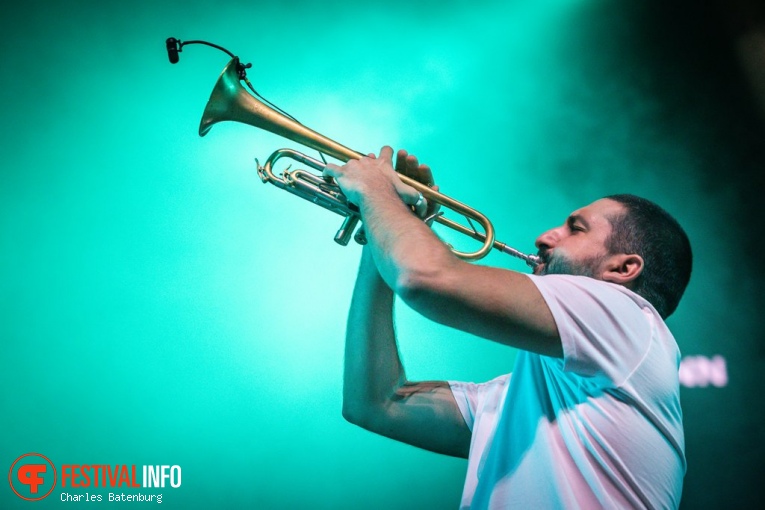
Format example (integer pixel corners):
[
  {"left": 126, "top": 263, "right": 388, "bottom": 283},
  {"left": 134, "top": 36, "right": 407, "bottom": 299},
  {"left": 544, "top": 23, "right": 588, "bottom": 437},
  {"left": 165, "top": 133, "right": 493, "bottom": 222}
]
[{"left": 535, "top": 227, "right": 562, "bottom": 251}]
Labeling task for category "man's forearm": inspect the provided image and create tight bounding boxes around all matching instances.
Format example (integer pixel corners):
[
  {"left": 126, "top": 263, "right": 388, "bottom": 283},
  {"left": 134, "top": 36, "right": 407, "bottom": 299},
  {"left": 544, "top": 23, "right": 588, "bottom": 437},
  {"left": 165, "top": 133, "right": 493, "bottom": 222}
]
[
  {"left": 342, "top": 247, "right": 406, "bottom": 425},
  {"left": 359, "top": 185, "right": 458, "bottom": 299}
]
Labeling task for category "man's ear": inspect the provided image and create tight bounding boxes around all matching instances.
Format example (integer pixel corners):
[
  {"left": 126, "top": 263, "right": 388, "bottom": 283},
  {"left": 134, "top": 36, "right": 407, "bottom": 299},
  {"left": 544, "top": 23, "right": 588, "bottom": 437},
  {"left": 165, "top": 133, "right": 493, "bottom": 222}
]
[{"left": 601, "top": 254, "right": 644, "bottom": 286}]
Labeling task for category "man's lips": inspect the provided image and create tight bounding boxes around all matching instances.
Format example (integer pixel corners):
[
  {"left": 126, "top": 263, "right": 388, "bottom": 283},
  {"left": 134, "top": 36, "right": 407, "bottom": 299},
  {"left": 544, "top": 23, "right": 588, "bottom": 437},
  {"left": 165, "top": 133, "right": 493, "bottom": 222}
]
[{"left": 533, "top": 252, "right": 549, "bottom": 274}]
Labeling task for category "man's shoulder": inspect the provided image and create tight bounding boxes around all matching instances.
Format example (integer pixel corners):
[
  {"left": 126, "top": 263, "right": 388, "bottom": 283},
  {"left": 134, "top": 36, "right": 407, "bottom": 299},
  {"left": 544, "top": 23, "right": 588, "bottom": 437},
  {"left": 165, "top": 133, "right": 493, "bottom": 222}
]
[{"left": 528, "top": 274, "right": 655, "bottom": 312}]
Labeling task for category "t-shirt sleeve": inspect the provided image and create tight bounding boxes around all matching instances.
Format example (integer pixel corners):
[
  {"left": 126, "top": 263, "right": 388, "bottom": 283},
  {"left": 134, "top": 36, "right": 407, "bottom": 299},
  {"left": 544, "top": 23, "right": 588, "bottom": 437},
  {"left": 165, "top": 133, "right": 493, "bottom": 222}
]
[
  {"left": 449, "top": 374, "right": 511, "bottom": 431},
  {"left": 528, "top": 274, "right": 654, "bottom": 386}
]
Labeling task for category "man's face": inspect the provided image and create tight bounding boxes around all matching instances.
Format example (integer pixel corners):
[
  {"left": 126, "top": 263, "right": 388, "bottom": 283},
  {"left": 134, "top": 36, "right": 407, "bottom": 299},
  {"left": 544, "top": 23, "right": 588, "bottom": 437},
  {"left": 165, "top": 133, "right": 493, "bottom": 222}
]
[{"left": 533, "top": 199, "right": 625, "bottom": 278}]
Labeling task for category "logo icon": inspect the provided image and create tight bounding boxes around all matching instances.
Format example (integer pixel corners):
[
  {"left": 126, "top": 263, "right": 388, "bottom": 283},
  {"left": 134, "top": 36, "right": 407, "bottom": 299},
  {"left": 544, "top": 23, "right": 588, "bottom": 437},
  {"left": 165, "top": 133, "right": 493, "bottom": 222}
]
[{"left": 8, "top": 453, "right": 57, "bottom": 501}]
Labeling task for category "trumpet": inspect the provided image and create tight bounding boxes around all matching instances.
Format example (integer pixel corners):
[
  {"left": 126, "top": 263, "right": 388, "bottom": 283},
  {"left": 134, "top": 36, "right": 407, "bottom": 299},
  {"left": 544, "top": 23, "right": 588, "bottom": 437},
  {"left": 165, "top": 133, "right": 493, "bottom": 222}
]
[{"left": 197, "top": 57, "right": 539, "bottom": 266}]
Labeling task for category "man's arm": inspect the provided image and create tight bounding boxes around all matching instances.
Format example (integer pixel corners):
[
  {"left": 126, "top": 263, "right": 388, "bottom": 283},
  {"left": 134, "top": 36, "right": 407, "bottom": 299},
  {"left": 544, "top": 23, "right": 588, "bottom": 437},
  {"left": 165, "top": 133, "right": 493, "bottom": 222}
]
[
  {"left": 343, "top": 247, "right": 472, "bottom": 458},
  {"left": 325, "top": 147, "right": 563, "bottom": 358}
]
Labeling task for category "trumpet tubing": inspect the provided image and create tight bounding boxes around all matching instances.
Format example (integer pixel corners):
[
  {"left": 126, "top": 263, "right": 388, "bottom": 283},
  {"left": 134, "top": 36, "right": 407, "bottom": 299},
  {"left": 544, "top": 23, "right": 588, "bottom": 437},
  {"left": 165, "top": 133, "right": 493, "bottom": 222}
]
[{"left": 199, "top": 58, "right": 538, "bottom": 266}]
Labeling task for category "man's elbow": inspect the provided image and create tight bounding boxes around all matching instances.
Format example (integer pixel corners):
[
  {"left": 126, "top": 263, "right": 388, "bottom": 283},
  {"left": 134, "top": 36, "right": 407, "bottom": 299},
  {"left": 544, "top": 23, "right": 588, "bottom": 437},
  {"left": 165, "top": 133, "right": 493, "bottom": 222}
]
[
  {"left": 342, "top": 400, "right": 385, "bottom": 433},
  {"left": 341, "top": 401, "right": 365, "bottom": 427},
  {"left": 393, "top": 268, "right": 450, "bottom": 319},
  {"left": 394, "top": 264, "right": 434, "bottom": 299}
]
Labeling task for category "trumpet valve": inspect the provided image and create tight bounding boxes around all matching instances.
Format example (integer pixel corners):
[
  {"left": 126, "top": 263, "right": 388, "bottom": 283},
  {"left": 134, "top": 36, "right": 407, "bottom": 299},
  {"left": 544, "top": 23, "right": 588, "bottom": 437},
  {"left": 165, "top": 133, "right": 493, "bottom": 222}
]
[{"left": 335, "top": 216, "right": 360, "bottom": 246}]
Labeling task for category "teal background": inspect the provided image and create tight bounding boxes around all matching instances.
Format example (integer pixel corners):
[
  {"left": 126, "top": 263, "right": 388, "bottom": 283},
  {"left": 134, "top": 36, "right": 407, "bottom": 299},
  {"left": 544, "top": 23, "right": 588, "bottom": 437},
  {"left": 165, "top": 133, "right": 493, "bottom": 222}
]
[{"left": 1, "top": 0, "right": 763, "bottom": 508}]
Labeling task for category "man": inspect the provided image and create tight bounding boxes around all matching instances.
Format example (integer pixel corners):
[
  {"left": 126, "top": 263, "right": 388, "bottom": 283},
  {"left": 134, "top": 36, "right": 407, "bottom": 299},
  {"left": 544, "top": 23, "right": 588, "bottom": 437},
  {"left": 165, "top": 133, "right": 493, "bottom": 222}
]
[{"left": 324, "top": 146, "right": 692, "bottom": 509}]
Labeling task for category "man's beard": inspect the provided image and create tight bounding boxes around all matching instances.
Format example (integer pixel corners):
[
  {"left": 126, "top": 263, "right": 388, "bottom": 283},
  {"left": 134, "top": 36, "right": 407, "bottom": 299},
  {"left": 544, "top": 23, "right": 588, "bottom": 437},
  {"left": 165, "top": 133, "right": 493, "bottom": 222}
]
[{"left": 538, "top": 250, "right": 606, "bottom": 278}]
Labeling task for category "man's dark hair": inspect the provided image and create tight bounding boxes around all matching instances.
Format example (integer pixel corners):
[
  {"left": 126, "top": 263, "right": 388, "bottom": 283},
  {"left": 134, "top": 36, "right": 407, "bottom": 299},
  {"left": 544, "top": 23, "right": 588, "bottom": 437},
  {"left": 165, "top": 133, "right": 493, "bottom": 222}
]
[{"left": 604, "top": 194, "right": 692, "bottom": 319}]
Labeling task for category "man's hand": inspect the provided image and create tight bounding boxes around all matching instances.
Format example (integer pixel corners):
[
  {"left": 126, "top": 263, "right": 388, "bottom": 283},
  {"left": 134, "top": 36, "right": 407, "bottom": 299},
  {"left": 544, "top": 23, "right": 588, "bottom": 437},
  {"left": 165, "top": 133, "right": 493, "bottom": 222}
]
[
  {"left": 394, "top": 149, "right": 439, "bottom": 219},
  {"left": 324, "top": 146, "right": 434, "bottom": 217}
]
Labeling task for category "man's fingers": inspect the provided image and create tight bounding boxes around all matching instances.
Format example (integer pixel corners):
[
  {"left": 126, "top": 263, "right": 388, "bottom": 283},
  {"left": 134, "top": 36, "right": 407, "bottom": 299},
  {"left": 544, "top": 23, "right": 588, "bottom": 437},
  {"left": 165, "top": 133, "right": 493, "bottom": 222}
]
[
  {"left": 418, "top": 164, "right": 434, "bottom": 187},
  {"left": 403, "top": 154, "right": 433, "bottom": 187},
  {"left": 397, "top": 183, "right": 422, "bottom": 207},
  {"left": 394, "top": 149, "right": 435, "bottom": 187},
  {"left": 323, "top": 162, "right": 341, "bottom": 179},
  {"left": 379, "top": 146, "right": 394, "bottom": 162},
  {"left": 395, "top": 150, "right": 408, "bottom": 173}
]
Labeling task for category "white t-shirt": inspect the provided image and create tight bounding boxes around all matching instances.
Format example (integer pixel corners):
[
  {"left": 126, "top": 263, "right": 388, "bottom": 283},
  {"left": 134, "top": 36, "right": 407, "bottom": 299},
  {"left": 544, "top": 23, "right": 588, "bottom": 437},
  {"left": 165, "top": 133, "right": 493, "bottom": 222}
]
[{"left": 449, "top": 274, "right": 685, "bottom": 509}]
